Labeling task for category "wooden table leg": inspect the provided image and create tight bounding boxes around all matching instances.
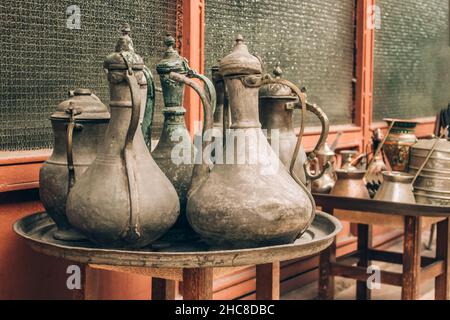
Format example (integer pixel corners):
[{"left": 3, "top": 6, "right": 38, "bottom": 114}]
[
  {"left": 435, "top": 217, "right": 450, "bottom": 300},
  {"left": 318, "top": 207, "right": 336, "bottom": 300},
  {"left": 402, "top": 216, "right": 422, "bottom": 300},
  {"left": 356, "top": 223, "right": 372, "bottom": 300},
  {"left": 256, "top": 262, "right": 280, "bottom": 300},
  {"left": 182, "top": 268, "right": 213, "bottom": 300},
  {"left": 152, "top": 278, "right": 177, "bottom": 300}
]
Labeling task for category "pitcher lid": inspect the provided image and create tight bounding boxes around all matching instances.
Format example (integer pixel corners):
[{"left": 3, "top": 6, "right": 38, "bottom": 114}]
[
  {"left": 156, "top": 35, "right": 188, "bottom": 74},
  {"left": 103, "top": 24, "right": 144, "bottom": 71},
  {"left": 219, "top": 35, "right": 262, "bottom": 77},
  {"left": 51, "top": 89, "right": 110, "bottom": 120},
  {"left": 259, "top": 65, "right": 296, "bottom": 100}
]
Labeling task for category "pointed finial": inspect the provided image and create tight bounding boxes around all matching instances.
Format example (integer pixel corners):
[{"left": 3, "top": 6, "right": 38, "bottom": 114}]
[
  {"left": 273, "top": 63, "right": 283, "bottom": 77},
  {"left": 121, "top": 23, "right": 131, "bottom": 36},
  {"left": 164, "top": 34, "right": 176, "bottom": 49},
  {"left": 236, "top": 34, "right": 244, "bottom": 44}
]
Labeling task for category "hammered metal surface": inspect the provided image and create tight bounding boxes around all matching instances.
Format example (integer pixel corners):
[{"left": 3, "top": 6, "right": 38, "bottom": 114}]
[
  {"left": 373, "top": 0, "right": 450, "bottom": 120},
  {"left": 204, "top": 0, "right": 354, "bottom": 126},
  {"left": 0, "top": 0, "right": 178, "bottom": 150}
]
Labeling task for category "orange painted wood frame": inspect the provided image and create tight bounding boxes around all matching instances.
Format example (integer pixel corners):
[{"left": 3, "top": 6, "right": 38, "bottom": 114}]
[{"left": 180, "top": 0, "right": 205, "bottom": 136}]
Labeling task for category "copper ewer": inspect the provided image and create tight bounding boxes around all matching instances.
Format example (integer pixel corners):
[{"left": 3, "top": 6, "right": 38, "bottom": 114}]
[
  {"left": 66, "top": 29, "right": 179, "bottom": 248},
  {"left": 259, "top": 66, "right": 330, "bottom": 187},
  {"left": 186, "top": 36, "right": 315, "bottom": 249},
  {"left": 149, "top": 35, "right": 216, "bottom": 242},
  {"left": 39, "top": 89, "right": 110, "bottom": 241}
]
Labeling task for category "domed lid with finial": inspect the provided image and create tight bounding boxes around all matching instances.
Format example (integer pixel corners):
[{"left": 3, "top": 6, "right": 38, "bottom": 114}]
[
  {"left": 103, "top": 23, "right": 144, "bottom": 72},
  {"left": 156, "top": 34, "right": 188, "bottom": 74},
  {"left": 259, "top": 64, "right": 296, "bottom": 100},
  {"left": 51, "top": 88, "right": 110, "bottom": 121},
  {"left": 219, "top": 35, "right": 262, "bottom": 77}
]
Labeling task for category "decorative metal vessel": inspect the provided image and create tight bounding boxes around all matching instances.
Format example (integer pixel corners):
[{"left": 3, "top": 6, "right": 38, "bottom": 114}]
[
  {"left": 150, "top": 35, "right": 215, "bottom": 242},
  {"left": 186, "top": 36, "right": 315, "bottom": 249},
  {"left": 330, "top": 169, "right": 370, "bottom": 199},
  {"left": 259, "top": 66, "right": 329, "bottom": 186},
  {"left": 39, "top": 89, "right": 110, "bottom": 241},
  {"left": 311, "top": 142, "right": 337, "bottom": 194},
  {"left": 383, "top": 118, "right": 418, "bottom": 172},
  {"left": 408, "top": 138, "right": 450, "bottom": 206},
  {"left": 373, "top": 171, "right": 415, "bottom": 203},
  {"left": 66, "top": 28, "right": 179, "bottom": 248},
  {"left": 340, "top": 150, "right": 359, "bottom": 171}
]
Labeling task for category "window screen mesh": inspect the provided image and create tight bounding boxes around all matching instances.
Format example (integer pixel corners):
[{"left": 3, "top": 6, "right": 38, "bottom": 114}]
[
  {"left": 204, "top": 0, "right": 355, "bottom": 127},
  {"left": 373, "top": 0, "right": 450, "bottom": 121},
  {"left": 0, "top": 0, "right": 178, "bottom": 151}
]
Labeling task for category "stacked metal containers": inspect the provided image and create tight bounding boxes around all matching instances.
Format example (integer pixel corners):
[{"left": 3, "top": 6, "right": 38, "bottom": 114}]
[{"left": 409, "top": 138, "right": 450, "bottom": 206}]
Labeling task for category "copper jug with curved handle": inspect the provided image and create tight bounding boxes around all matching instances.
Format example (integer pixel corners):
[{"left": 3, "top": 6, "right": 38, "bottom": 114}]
[{"left": 168, "top": 72, "right": 214, "bottom": 197}]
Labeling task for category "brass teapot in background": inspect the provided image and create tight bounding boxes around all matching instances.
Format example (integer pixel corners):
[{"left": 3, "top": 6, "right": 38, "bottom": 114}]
[
  {"left": 259, "top": 66, "right": 330, "bottom": 187},
  {"left": 66, "top": 28, "right": 179, "bottom": 248},
  {"left": 39, "top": 89, "right": 110, "bottom": 241},
  {"left": 185, "top": 36, "right": 315, "bottom": 249}
]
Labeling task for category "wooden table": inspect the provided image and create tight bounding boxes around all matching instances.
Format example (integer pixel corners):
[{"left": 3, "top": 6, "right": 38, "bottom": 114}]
[
  {"left": 314, "top": 194, "right": 450, "bottom": 300},
  {"left": 14, "top": 211, "right": 341, "bottom": 300}
]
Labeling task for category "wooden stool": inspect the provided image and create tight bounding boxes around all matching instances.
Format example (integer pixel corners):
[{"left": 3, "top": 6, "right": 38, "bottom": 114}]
[{"left": 315, "top": 194, "right": 450, "bottom": 300}]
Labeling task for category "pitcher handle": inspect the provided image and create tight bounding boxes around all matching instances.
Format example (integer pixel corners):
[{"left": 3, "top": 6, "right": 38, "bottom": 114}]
[
  {"left": 257, "top": 75, "right": 316, "bottom": 237},
  {"left": 299, "top": 101, "right": 331, "bottom": 181},
  {"left": 169, "top": 72, "right": 215, "bottom": 197},
  {"left": 121, "top": 52, "right": 143, "bottom": 243},
  {"left": 65, "top": 103, "right": 82, "bottom": 191},
  {"left": 142, "top": 66, "right": 156, "bottom": 150},
  {"left": 187, "top": 67, "right": 217, "bottom": 118}
]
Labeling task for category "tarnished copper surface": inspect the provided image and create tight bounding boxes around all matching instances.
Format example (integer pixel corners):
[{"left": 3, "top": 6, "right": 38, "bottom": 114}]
[
  {"left": 39, "top": 89, "right": 110, "bottom": 241},
  {"left": 186, "top": 36, "right": 316, "bottom": 249},
  {"left": 65, "top": 27, "right": 179, "bottom": 248}
]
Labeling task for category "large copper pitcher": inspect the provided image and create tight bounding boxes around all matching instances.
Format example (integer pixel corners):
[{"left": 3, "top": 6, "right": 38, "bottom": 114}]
[
  {"left": 259, "top": 66, "right": 330, "bottom": 187},
  {"left": 185, "top": 36, "right": 315, "bottom": 249},
  {"left": 66, "top": 29, "right": 179, "bottom": 248},
  {"left": 40, "top": 89, "right": 110, "bottom": 241}
]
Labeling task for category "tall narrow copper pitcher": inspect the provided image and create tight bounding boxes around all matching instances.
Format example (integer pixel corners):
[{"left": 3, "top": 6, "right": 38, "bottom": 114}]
[
  {"left": 66, "top": 29, "right": 179, "bottom": 248},
  {"left": 185, "top": 36, "right": 315, "bottom": 249},
  {"left": 150, "top": 35, "right": 215, "bottom": 242},
  {"left": 259, "top": 66, "right": 330, "bottom": 186}
]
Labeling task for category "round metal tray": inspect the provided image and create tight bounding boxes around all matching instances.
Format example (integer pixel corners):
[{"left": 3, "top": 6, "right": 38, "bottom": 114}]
[{"left": 13, "top": 211, "right": 341, "bottom": 269}]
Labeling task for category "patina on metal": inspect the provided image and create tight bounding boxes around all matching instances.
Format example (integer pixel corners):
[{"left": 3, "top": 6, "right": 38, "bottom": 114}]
[
  {"left": 374, "top": 171, "right": 415, "bottom": 203},
  {"left": 383, "top": 118, "right": 418, "bottom": 172},
  {"left": 66, "top": 27, "right": 179, "bottom": 248},
  {"left": 409, "top": 137, "right": 450, "bottom": 206},
  {"left": 14, "top": 210, "right": 341, "bottom": 269},
  {"left": 259, "top": 65, "right": 330, "bottom": 187},
  {"left": 186, "top": 35, "right": 316, "bottom": 249},
  {"left": 330, "top": 169, "right": 370, "bottom": 199},
  {"left": 151, "top": 35, "right": 216, "bottom": 242},
  {"left": 39, "top": 89, "right": 110, "bottom": 241}
]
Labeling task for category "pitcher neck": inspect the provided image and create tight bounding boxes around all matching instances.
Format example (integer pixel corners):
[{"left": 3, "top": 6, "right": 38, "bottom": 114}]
[{"left": 225, "top": 77, "right": 261, "bottom": 129}]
